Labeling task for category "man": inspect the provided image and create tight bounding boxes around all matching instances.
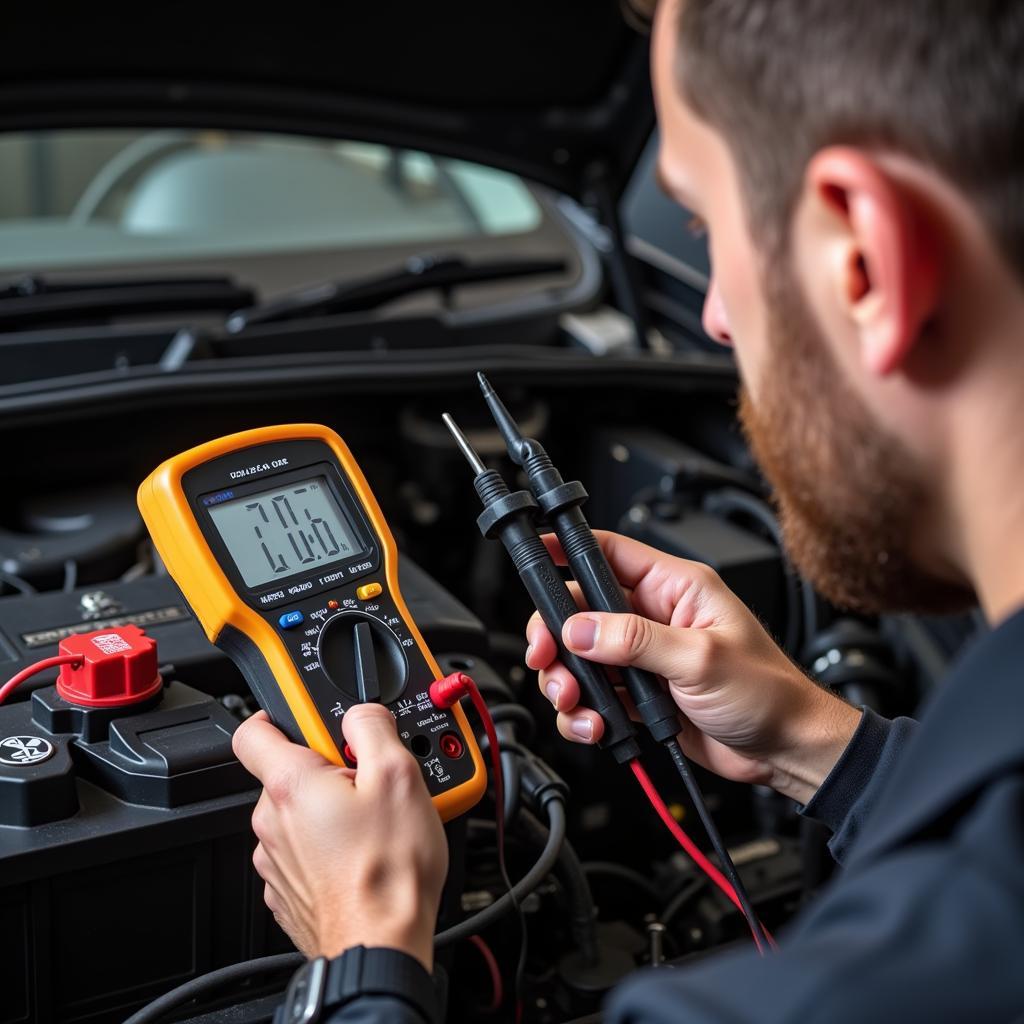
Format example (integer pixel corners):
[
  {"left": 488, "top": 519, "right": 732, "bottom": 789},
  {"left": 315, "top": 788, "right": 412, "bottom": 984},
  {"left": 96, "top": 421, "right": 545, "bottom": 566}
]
[{"left": 232, "top": 0, "right": 1024, "bottom": 1019}]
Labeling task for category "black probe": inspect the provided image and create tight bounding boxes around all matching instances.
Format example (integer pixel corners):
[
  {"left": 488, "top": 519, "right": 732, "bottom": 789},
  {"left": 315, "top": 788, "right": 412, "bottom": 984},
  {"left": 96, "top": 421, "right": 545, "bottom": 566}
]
[
  {"left": 474, "top": 374, "right": 769, "bottom": 949},
  {"left": 442, "top": 413, "right": 641, "bottom": 764},
  {"left": 477, "top": 372, "right": 681, "bottom": 742}
]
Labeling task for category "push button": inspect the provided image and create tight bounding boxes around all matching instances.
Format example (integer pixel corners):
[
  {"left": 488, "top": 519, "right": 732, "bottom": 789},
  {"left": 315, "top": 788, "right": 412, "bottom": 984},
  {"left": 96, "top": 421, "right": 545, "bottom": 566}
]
[
  {"left": 278, "top": 610, "right": 305, "bottom": 629},
  {"left": 356, "top": 582, "right": 382, "bottom": 601}
]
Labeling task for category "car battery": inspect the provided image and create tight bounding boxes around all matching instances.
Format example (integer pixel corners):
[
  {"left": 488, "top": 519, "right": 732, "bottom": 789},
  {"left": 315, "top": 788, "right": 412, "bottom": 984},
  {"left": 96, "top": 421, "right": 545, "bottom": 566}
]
[{"left": 0, "top": 561, "right": 486, "bottom": 1024}]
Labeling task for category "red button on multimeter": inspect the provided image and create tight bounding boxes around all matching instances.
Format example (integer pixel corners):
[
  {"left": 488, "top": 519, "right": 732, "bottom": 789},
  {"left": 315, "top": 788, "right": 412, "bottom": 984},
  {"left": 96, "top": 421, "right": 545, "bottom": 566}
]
[{"left": 137, "top": 424, "right": 485, "bottom": 821}]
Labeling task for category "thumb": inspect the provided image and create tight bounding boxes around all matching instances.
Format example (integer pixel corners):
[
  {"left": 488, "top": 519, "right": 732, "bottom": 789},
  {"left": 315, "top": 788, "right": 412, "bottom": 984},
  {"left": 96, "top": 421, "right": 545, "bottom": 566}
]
[
  {"left": 562, "top": 612, "right": 715, "bottom": 682},
  {"left": 341, "top": 702, "right": 408, "bottom": 773}
]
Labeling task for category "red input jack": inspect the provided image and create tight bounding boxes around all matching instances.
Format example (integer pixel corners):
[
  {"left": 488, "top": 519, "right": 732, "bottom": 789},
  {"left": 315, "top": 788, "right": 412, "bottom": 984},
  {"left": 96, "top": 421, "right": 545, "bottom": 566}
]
[{"left": 439, "top": 732, "right": 464, "bottom": 759}]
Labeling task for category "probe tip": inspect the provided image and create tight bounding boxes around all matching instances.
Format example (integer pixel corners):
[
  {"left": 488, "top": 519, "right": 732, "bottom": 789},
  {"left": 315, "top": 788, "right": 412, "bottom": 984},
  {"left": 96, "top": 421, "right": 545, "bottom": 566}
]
[
  {"left": 442, "top": 413, "right": 487, "bottom": 476},
  {"left": 476, "top": 375, "right": 529, "bottom": 465}
]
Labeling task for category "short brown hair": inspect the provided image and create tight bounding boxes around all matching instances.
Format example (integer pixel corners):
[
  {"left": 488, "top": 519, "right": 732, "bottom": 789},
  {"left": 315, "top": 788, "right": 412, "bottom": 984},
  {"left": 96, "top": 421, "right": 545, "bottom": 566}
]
[{"left": 673, "top": 1, "right": 1024, "bottom": 271}]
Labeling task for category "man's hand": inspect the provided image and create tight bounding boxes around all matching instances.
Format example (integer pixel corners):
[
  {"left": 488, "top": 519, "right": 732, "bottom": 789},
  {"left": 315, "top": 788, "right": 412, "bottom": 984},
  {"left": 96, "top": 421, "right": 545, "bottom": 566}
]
[
  {"left": 232, "top": 703, "right": 448, "bottom": 969},
  {"left": 526, "top": 531, "right": 861, "bottom": 805}
]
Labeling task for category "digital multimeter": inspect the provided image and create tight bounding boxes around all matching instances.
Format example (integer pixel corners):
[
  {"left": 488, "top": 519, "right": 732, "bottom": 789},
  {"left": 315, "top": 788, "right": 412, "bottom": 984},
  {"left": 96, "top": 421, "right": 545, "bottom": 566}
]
[{"left": 137, "top": 424, "right": 485, "bottom": 821}]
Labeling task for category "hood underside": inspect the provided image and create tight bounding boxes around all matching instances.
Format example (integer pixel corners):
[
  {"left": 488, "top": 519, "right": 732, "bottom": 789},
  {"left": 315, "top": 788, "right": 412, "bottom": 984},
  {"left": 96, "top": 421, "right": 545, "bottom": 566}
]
[{"left": 1, "top": 2, "right": 654, "bottom": 199}]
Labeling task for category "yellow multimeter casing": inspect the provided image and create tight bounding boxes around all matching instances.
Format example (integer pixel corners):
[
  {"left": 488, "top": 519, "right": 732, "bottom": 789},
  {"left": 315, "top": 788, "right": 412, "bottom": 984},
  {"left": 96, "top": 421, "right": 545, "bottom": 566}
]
[{"left": 137, "top": 424, "right": 485, "bottom": 822}]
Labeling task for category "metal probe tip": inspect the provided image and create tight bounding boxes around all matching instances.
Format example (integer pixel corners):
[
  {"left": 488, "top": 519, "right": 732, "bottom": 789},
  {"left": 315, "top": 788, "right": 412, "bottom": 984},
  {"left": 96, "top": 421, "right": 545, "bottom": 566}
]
[
  {"left": 441, "top": 413, "right": 487, "bottom": 476},
  {"left": 476, "top": 372, "right": 529, "bottom": 464}
]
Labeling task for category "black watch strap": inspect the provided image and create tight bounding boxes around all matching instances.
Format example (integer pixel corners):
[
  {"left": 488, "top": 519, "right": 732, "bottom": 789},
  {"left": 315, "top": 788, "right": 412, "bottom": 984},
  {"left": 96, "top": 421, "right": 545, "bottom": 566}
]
[{"left": 321, "top": 945, "right": 438, "bottom": 1022}]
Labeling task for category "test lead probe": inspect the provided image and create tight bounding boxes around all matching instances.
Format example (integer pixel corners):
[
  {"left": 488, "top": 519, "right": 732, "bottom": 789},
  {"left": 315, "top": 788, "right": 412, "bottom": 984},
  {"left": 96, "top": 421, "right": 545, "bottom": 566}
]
[
  {"left": 449, "top": 386, "right": 772, "bottom": 953},
  {"left": 442, "top": 413, "right": 641, "bottom": 764},
  {"left": 477, "top": 372, "right": 681, "bottom": 743}
]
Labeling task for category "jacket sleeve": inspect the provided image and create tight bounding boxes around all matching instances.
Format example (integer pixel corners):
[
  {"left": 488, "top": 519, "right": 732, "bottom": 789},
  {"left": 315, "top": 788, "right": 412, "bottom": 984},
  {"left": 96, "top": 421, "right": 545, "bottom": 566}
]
[
  {"left": 800, "top": 707, "right": 917, "bottom": 864},
  {"left": 323, "top": 995, "right": 433, "bottom": 1024},
  {"left": 606, "top": 774, "right": 1024, "bottom": 1024}
]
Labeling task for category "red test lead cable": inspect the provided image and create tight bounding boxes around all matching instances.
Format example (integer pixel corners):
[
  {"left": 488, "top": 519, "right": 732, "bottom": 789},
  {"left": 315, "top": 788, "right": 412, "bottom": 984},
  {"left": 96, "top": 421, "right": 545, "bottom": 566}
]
[
  {"left": 430, "top": 672, "right": 524, "bottom": 1016},
  {"left": 631, "top": 759, "right": 774, "bottom": 953},
  {"left": 466, "top": 934, "right": 503, "bottom": 1013},
  {"left": 430, "top": 672, "right": 508, "bottom": 860},
  {"left": 0, "top": 655, "right": 82, "bottom": 706}
]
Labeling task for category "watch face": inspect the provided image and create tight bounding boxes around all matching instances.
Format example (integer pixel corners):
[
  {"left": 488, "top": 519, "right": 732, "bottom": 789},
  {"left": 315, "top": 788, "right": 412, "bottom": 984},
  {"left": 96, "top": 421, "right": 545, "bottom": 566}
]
[{"left": 284, "top": 957, "right": 326, "bottom": 1024}]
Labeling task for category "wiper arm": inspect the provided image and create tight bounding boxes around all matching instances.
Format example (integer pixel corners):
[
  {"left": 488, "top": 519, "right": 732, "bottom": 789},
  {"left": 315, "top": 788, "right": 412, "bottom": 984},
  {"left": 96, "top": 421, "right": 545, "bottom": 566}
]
[
  {"left": 224, "top": 253, "right": 568, "bottom": 333},
  {"left": 0, "top": 274, "right": 256, "bottom": 330}
]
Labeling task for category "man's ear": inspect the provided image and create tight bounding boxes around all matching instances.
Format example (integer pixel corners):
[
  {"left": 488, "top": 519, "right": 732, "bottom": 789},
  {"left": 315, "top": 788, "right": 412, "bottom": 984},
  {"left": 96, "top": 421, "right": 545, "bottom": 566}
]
[{"left": 804, "top": 147, "right": 942, "bottom": 376}]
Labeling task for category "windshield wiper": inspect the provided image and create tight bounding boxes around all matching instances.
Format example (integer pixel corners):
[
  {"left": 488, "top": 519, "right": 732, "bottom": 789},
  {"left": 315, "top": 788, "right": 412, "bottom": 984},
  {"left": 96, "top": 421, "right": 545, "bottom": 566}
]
[
  {"left": 224, "top": 253, "right": 568, "bottom": 333},
  {"left": 0, "top": 274, "right": 256, "bottom": 331}
]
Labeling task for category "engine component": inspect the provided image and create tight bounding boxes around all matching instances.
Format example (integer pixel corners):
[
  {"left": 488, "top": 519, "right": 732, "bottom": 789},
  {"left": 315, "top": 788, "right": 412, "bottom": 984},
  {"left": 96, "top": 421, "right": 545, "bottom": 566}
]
[{"left": 0, "top": 484, "right": 145, "bottom": 592}]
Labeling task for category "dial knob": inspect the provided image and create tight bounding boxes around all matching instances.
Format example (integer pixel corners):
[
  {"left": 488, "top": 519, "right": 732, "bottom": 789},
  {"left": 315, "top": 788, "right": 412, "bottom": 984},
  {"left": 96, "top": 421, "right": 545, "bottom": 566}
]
[{"left": 317, "top": 611, "right": 408, "bottom": 704}]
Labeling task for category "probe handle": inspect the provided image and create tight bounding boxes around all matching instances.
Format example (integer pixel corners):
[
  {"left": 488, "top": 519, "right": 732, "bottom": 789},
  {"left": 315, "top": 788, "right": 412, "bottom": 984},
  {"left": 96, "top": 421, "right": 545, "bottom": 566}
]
[
  {"left": 555, "top": 514, "right": 681, "bottom": 743},
  {"left": 509, "top": 532, "right": 640, "bottom": 762}
]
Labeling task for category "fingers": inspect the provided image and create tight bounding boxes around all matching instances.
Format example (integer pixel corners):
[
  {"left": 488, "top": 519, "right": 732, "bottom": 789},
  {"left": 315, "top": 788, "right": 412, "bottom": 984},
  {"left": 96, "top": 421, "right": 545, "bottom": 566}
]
[
  {"left": 561, "top": 610, "right": 718, "bottom": 683},
  {"left": 537, "top": 662, "right": 581, "bottom": 712},
  {"left": 538, "top": 530, "right": 666, "bottom": 593},
  {"left": 264, "top": 880, "right": 283, "bottom": 917},
  {"left": 525, "top": 612, "right": 558, "bottom": 671},
  {"left": 539, "top": 532, "right": 567, "bottom": 564},
  {"left": 584, "top": 530, "right": 675, "bottom": 590},
  {"left": 233, "top": 710, "right": 326, "bottom": 789},
  {"left": 525, "top": 581, "right": 592, "bottom": 670},
  {"left": 341, "top": 703, "right": 421, "bottom": 791},
  {"left": 526, "top": 580, "right": 640, "bottom": 670},
  {"left": 583, "top": 532, "right": 730, "bottom": 627},
  {"left": 253, "top": 839, "right": 281, "bottom": 888},
  {"left": 555, "top": 708, "right": 605, "bottom": 745}
]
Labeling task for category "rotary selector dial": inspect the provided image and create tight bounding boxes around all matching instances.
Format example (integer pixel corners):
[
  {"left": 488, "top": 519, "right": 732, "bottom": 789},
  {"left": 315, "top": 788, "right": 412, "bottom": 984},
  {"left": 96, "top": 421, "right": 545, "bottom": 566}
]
[{"left": 316, "top": 610, "right": 409, "bottom": 704}]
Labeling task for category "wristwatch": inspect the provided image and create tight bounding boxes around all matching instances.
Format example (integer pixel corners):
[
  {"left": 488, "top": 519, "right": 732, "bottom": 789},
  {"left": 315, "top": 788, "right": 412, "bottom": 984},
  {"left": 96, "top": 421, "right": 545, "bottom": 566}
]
[{"left": 275, "top": 945, "right": 437, "bottom": 1024}]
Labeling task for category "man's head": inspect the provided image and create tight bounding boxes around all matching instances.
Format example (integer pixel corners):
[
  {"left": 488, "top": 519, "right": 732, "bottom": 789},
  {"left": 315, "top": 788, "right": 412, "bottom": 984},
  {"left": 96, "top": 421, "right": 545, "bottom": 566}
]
[{"left": 649, "top": 0, "right": 1024, "bottom": 614}]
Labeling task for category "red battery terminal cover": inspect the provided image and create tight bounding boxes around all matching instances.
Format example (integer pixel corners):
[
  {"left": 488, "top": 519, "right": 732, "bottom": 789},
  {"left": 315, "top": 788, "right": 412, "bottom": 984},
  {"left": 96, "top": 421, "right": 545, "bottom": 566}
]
[{"left": 56, "top": 625, "right": 162, "bottom": 708}]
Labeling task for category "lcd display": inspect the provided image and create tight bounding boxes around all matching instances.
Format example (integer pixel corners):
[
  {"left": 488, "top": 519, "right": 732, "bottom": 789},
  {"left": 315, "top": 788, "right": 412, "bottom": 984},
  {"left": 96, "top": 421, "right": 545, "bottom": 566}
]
[{"left": 207, "top": 476, "right": 361, "bottom": 588}]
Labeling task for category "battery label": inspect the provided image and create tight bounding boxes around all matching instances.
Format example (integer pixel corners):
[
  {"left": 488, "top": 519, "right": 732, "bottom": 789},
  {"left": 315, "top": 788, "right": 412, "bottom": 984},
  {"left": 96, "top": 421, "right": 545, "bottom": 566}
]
[{"left": 21, "top": 606, "right": 189, "bottom": 649}]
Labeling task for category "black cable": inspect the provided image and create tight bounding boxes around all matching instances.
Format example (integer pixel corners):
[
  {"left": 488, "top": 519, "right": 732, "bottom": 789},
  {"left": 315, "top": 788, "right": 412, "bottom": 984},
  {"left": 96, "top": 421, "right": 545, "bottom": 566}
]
[
  {"left": 122, "top": 952, "right": 303, "bottom": 1024},
  {"left": 517, "top": 808, "right": 598, "bottom": 965},
  {"left": 664, "top": 738, "right": 768, "bottom": 948},
  {"left": 488, "top": 703, "right": 536, "bottom": 741},
  {"left": 0, "top": 569, "right": 35, "bottom": 595},
  {"left": 501, "top": 746, "right": 521, "bottom": 824},
  {"left": 435, "top": 798, "right": 566, "bottom": 946},
  {"left": 488, "top": 704, "right": 536, "bottom": 823},
  {"left": 129, "top": 800, "right": 566, "bottom": 1023},
  {"left": 487, "top": 730, "right": 526, "bottom": 1016},
  {"left": 62, "top": 559, "right": 78, "bottom": 593}
]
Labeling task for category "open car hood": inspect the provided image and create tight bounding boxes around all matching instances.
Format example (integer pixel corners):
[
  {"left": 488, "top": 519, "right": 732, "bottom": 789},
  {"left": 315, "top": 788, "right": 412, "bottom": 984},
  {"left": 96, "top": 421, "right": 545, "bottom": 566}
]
[{"left": 0, "top": 1, "right": 653, "bottom": 199}]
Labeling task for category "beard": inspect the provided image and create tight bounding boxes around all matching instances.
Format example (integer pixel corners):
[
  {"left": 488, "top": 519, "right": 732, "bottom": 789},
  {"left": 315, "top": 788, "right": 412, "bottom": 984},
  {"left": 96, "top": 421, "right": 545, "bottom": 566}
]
[{"left": 737, "top": 262, "right": 975, "bottom": 616}]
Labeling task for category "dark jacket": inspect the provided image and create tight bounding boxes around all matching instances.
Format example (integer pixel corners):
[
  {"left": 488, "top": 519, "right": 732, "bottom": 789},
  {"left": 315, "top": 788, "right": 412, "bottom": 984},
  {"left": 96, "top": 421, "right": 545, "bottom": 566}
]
[{"left": 328, "top": 607, "right": 1024, "bottom": 1023}]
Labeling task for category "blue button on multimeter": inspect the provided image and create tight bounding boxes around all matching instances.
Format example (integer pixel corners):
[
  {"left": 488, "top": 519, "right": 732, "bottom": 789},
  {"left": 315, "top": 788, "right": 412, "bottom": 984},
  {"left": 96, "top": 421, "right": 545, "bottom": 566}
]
[{"left": 278, "top": 610, "right": 304, "bottom": 629}]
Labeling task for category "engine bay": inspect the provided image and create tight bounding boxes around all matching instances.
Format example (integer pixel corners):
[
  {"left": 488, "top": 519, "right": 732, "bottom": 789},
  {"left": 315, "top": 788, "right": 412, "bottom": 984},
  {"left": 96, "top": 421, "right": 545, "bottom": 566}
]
[{"left": 0, "top": 369, "right": 976, "bottom": 1023}]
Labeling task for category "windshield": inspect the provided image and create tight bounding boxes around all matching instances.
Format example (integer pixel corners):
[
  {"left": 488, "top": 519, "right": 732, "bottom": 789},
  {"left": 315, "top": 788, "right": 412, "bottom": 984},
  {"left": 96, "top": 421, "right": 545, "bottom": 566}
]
[{"left": 0, "top": 129, "right": 543, "bottom": 273}]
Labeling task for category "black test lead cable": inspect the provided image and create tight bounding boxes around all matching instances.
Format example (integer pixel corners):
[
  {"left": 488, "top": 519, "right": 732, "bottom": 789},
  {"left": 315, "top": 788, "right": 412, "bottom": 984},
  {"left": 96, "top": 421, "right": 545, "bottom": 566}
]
[{"left": 474, "top": 375, "right": 771, "bottom": 951}]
